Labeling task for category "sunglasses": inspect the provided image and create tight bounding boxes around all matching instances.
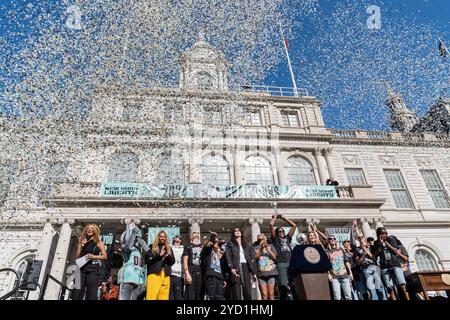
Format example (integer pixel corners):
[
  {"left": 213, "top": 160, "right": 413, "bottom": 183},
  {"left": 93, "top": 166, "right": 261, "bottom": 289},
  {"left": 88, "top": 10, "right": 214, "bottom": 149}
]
[{"left": 328, "top": 238, "right": 336, "bottom": 241}]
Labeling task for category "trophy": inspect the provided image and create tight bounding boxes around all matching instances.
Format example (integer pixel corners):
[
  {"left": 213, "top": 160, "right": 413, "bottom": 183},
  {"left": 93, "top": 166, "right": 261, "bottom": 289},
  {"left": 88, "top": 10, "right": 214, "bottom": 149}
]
[{"left": 272, "top": 202, "right": 281, "bottom": 218}]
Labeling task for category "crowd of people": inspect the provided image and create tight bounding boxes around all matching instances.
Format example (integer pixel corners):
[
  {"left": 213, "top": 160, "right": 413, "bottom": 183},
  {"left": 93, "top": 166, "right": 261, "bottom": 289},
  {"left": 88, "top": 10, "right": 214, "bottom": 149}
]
[{"left": 72, "top": 216, "right": 415, "bottom": 301}]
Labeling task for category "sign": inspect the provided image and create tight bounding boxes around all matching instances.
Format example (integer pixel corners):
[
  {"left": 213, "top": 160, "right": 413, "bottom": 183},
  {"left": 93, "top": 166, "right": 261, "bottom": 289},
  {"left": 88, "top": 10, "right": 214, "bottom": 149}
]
[
  {"left": 147, "top": 227, "right": 180, "bottom": 246},
  {"left": 100, "top": 183, "right": 337, "bottom": 200},
  {"left": 100, "top": 232, "right": 115, "bottom": 252},
  {"left": 325, "top": 227, "right": 354, "bottom": 244}
]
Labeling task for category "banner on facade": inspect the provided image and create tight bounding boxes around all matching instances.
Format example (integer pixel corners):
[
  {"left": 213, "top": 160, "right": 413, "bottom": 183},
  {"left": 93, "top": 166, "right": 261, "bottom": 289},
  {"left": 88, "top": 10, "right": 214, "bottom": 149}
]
[
  {"left": 100, "top": 183, "right": 337, "bottom": 200},
  {"left": 325, "top": 227, "right": 354, "bottom": 244},
  {"left": 147, "top": 227, "right": 181, "bottom": 246}
]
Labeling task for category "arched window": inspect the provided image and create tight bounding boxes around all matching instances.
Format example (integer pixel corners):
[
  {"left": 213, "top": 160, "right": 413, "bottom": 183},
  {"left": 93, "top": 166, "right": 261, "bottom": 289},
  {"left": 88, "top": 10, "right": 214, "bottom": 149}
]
[
  {"left": 154, "top": 151, "right": 185, "bottom": 185},
  {"left": 197, "top": 71, "right": 212, "bottom": 90},
  {"left": 202, "top": 155, "right": 230, "bottom": 185},
  {"left": 287, "top": 156, "right": 316, "bottom": 185},
  {"left": 107, "top": 152, "right": 139, "bottom": 182},
  {"left": 415, "top": 249, "right": 438, "bottom": 271},
  {"left": 245, "top": 156, "right": 274, "bottom": 186}
]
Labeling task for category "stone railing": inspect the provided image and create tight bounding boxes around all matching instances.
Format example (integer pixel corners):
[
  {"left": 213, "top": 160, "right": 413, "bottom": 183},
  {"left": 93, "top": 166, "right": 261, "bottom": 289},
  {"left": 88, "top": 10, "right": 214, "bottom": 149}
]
[
  {"left": 336, "top": 186, "right": 353, "bottom": 198},
  {"left": 330, "top": 129, "right": 449, "bottom": 143}
]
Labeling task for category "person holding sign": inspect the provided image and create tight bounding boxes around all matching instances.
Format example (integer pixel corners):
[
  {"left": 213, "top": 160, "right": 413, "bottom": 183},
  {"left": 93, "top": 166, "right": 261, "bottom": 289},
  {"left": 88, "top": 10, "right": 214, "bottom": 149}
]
[
  {"left": 144, "top": 230, "right": 175, "bottom": 300},
  {"left": 269, "top": 209, "right": 297, "bottom": 300},
  {"left": 73, "top": 224, "right": 107, "bottom": 300}
]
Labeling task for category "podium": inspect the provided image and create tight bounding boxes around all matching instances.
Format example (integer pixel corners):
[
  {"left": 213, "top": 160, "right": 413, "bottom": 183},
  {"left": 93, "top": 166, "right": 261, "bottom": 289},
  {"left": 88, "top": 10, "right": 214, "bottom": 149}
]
[{"left": 288, "top": 244, "right": 332, "bottom": 300}]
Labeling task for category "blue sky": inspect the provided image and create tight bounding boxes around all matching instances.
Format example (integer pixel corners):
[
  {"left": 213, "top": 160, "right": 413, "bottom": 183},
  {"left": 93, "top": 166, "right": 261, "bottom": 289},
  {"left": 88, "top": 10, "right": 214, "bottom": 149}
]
[
  {"left": 1, "top": 0, "right": 449, "bottom": 131},
  {"left": 271, "top": 0, "right": 449, "bottom": 130}
]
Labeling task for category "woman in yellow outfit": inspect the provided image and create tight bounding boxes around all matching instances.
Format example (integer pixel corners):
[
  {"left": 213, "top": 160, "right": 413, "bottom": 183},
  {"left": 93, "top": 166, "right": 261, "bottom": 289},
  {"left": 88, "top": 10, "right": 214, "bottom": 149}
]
[{"left": 144, "top": 230, "right": 175, "bottom": 300}]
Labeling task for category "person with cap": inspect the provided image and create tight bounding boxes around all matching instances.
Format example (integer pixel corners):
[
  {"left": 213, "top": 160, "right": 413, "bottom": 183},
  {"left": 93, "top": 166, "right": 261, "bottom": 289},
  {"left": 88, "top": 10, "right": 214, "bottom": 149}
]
[
  {"left": 201, "top": 231, "right": 228, "bottom": 300},
  {"left": 372, "top": 227, "right": 410, "bottom": 300},
  {"left": 269, "top": 213, "right": 297, "bottom": 300},
  {"left": 170, "top": 235, "right": 184, "bottom": 300},
  {"left": 326, "top": 234, "right": 354, "bottom": 300},
  {"left": 183, "top": 230, "right": 204, "bottom": 300}
]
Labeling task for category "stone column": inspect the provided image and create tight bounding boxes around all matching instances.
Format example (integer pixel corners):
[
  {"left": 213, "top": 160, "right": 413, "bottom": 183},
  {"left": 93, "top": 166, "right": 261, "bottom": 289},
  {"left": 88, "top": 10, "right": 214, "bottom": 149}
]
[
  {"left": 323, "top": 148, "right": 336, "bottom": 181},
  {"left": 44, "top": 219, "right": 74, "bottom": 300},
  {"left": 275, "top": 150, "right": 288, "bottom": 185},
  {"left": 313, "top": 148, "right": 327, "bottom": 184},
  {"left": 248, "top": 218, "right": 263, "bottom": 243},
  {"left": 360, "top": 218, "right": 374, "bottom": 239},
  {"left": 188, "top": 218, "right": 204, "bottom": 239},
  {"left": 28, "top": 219, "right": 55, "bottom": 300},
  {"left": 234, "top": 149, "right": 245, "bottom": 185}
]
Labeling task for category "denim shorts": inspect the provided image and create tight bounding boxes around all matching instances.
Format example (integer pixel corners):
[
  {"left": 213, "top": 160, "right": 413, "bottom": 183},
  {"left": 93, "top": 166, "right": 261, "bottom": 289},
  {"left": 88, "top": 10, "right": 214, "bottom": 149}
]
[
  {"left": 381, "top": 267, "right": 406, "bottom": 288},
  {"left": 258, "top": 276, "right": 276, "bottom": 286}
]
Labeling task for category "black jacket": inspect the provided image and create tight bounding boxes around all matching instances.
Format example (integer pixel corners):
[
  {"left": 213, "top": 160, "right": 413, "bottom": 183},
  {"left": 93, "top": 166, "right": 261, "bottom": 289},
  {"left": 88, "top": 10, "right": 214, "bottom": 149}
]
[
  {"left": 144, "top": 245, "right": 175, "bottom": 275},
  {"left": 225, "top": 240, "right": 257, "bottom": 275},
  {"left": 373, "top": 235, "right": 405, "bottom": 269},
  {"left": 201, "top": 244, "right": 229, "bottom": 280}
]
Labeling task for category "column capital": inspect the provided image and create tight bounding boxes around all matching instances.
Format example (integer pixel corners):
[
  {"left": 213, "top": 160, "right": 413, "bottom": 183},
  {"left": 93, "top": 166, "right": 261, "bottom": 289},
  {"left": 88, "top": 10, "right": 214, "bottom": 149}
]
[
  {"left": 56, "top": 218, "right": 75, "bottom": 225},
  {"left": 188, "top": 218, "right": 204, "bottom": 225},
  {"left": 374, "top": 217, "right": 386, "bottom": 223},
  {"left": 322, "top": 147, "right": 333, "bottom": 156},
  {"left": 125, "top": 217, "right": 141, "bottom": 225},
  {"left": 312, "top": 148, "right": 322, "bottom": 157},
  {"left": 249, "top": 218, "right": 263, "bottom": 225},
  {"left": 42, "top": 218, "right": 59, "bottom": 225},
  {"left": 305, "top": 218, "right": 320, "bottom": 225},
  {"left": 360, "top": 217, "right": 374, "bottom": 224}
]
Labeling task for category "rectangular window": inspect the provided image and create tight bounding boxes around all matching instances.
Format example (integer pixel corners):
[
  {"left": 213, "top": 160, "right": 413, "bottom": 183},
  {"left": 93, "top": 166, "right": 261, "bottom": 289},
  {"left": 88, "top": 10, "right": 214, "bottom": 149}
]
[
  {"left": 345, "top": 168, "right": 367, "bottom": 186},
  {"left": 244, "top": 109, "right": 262, "bottom": 126},
  {"left": 164, "top": 105, "right": 182, "bottom": 123},
  {"left": 281, "top": 110, "right": 299, "bottom": 127},
  {"left": 204, "top": 109, "right": 222, "bottom": 125},
  {"left": 384, "top": 169, "right": 414, "bottom": 209},
  {"left": 122, "top": 102, "right": 141, "bottom": 121},
  {"left": 420, "top": 170, "right": 450, "bottom": 208}
]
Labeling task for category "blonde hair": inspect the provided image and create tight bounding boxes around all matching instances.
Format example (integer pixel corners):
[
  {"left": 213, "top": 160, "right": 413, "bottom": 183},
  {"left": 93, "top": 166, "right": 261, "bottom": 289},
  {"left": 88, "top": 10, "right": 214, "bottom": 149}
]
[
  {"left": 151, "top": 230, "right": 171, "bottom": 256},
  {"left": 257, "top": 233, "right": 267, "bottom": 242},
  {"left": 79, "top": 224, "right": 101, "bottom": 245}
]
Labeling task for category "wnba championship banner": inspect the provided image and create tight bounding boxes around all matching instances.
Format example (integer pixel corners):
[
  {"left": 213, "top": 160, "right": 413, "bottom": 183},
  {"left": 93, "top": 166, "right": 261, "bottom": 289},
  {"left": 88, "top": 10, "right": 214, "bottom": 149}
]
[{"left": 100, "top": 183, "right": 337, "bottom": 200}]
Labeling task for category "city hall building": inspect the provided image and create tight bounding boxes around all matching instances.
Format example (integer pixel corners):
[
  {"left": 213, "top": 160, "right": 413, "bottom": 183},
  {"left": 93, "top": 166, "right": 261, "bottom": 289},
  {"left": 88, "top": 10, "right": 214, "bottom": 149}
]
[{"left": 1, "top": 36, "right": 449, "bottom": 299}]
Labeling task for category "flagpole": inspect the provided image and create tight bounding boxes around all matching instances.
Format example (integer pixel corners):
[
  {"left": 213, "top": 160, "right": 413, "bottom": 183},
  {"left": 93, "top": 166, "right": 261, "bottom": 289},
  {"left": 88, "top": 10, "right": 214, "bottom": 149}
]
[
  {"left": 438, "top": 37, "right": 450, "bottom": 55},
  {"left": 120, "top": 29, "right": 130, "bottom": 77},
  {"left": 279, "top": 21, "right": 299, "bottom": 97}
]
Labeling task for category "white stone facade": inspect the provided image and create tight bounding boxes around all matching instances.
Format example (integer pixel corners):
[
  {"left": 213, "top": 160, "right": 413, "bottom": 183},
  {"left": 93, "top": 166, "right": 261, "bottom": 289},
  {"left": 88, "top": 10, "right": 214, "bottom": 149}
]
[{"left": 1, "top": 38, "right": 449, "bottom": 299}]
